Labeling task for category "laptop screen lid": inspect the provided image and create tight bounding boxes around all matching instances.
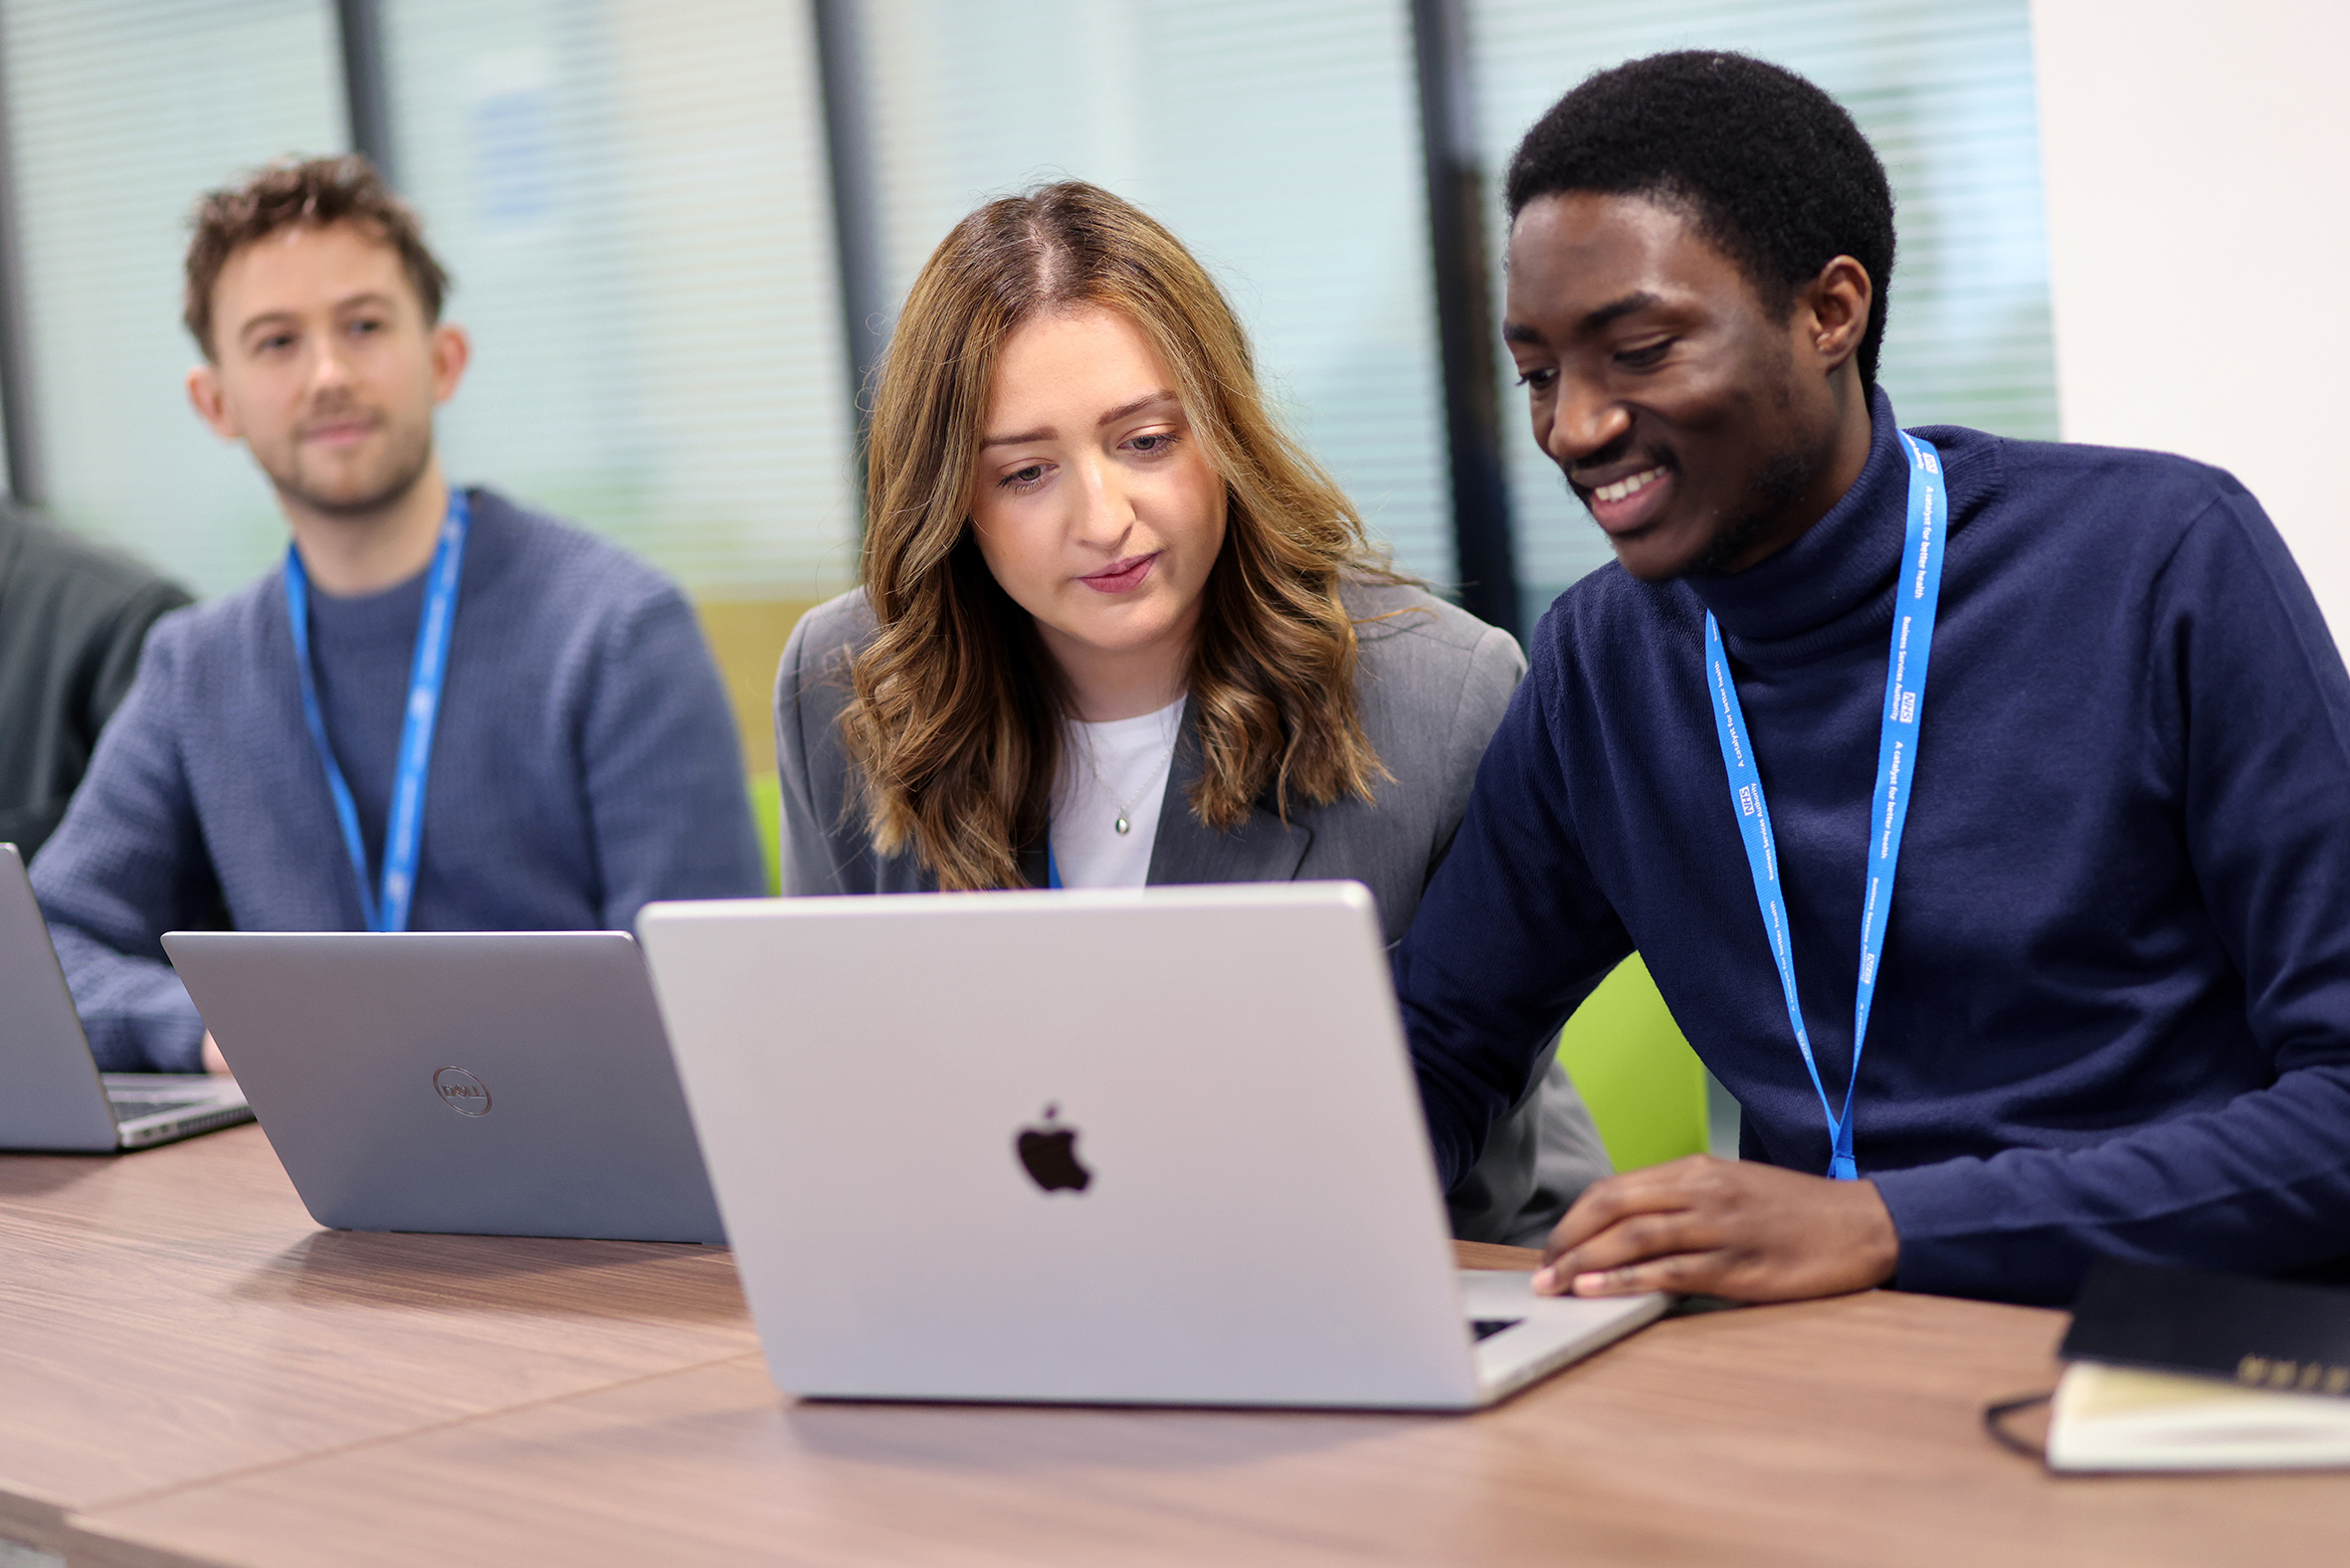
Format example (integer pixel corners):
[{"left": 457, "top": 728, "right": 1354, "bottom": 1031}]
[
  {"left": 639, "top": 882, "right": 1484, "bottom": 1408},
  {"left": 0, "top": 842, "right": 120, "bottom": 1151},
  {"left": 162, "top": 930, "right": 722, "bottom": 1244}
]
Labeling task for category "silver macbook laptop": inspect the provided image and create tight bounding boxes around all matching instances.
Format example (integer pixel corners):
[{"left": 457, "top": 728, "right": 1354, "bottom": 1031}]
[
  {"left": 638, "top": 882, "right": 1664, "bottom": 1410},
  {"left": 0, "top": 843, "right": 252, "bottom": 1151},
  {"left": 161, "top": 929, "right": 723, "bottom": 1243}
]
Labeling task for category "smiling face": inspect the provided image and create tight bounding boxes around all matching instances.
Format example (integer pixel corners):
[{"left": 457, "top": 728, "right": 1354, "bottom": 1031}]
[
  {"left": 966, "top": 305, "right": 1228, "bottom": 719},
  {"left": 1502, "top": 191, "right": 1873, "bottom": 582},
  {"left": 186, "top": 220, "right": 467, "bottom": 519}
]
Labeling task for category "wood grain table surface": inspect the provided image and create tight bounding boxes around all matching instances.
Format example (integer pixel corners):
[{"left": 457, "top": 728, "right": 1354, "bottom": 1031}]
[
  {"left": 11, "top": 1127, "right": 2350, "bottom": 1567},
  {"left": 66, "top": 1284, "right": 2350, "bottom": 1568},
  {"left": 0, "top": 1123, "right": 754, "bottom": 1557}
]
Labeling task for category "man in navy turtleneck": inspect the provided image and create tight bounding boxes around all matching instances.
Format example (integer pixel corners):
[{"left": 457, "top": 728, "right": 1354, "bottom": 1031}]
[{"left": 1397, "top": 52, "right": 2350, "bottom": 1306}]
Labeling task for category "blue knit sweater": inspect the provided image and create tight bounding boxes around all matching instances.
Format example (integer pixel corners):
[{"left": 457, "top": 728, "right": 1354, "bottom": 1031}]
[
  {"left": 1398, "top": 391, "right": 2350, "bottom": 1304},
  {"left": 31, "top": 490, "right": 765, "bottom": 1072}
]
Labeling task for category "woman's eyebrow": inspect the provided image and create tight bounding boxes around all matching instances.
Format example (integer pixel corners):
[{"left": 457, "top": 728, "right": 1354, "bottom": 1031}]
[
  {"left": 981, "top": 390, "right": 1177, "bottom": 449},
  {"left": 978, "top": 426, "right": 1053, "bottom": 449},
  {"left": 1096, "top": 389, "right": 1179, "bottom": 427}
]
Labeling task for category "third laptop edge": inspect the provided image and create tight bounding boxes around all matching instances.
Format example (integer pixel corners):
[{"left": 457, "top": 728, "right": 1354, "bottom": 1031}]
[{"left": 0, "top": 842, "right": 249, "bottom": 1152}]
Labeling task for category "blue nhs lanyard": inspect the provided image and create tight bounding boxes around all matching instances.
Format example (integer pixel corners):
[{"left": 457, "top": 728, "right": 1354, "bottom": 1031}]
[
  {"left": 1703, "top": 433, "right": 1947, "bottom": 1180},
  {"left": 283, "top": 490, "right": 471, "bottom": 934}
]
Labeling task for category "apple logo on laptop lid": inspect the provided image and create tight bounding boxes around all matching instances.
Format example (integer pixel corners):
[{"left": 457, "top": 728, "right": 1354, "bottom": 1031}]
[{"left": 1015, "top": 1103, "right": 1090, "bottom": 1193}]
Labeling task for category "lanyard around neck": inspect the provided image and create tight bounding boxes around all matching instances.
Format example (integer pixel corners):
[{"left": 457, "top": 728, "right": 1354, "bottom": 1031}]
[
  {"left": 284, "top": 490, "right": 472, "bottom": 934},
  {"left": 1702, "top": 432, "right": 1948, "bottom": 1179}
]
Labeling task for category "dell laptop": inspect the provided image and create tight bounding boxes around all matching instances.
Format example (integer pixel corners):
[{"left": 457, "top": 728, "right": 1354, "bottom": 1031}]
[
  {"left": 0, "top": 843, "right": 252, "bottom": 1151},
  {"left": 638, "top": 882, "right": 1665, "bottom": 1410},
  {"left": 161, "top": 929, "right": 723, "bottom": 1243}
]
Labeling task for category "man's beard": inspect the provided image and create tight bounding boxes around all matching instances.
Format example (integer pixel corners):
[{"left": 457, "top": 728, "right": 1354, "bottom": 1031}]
[
  {"left": 264, "top": 415, "right": 434, "bottom": 519},
  {"left": 1687, "top": 442, "right": 1816, "bottom": 576}
]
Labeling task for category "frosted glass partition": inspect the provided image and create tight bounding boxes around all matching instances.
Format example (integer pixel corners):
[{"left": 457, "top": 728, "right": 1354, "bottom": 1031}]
[
  {"left": 0, "top": 0, "right": 343, "bottom": 595},
  {"left": 0, "top": 1, "right": 2059, "bottom": 624},
  {"left": 377, "top": 0, "right": 858, "bottom": 602},
  {"left": 1467, "top": 0, "right": 2060, "bottom": 614},
  {"left": 857, "top": 0, "right": 1456, "bottom": 586}
]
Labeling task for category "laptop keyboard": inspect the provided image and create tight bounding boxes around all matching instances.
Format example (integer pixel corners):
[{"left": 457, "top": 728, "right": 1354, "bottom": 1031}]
[
  {"left": 1470, "top": 1318, "right": 1522, "bottom": 1341},
  {"left": 109, "top": 1096, "right": 210, "bottom": 1122}
]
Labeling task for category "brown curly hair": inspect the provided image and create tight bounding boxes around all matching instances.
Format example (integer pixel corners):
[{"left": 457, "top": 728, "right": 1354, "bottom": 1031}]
[
  {"left": 183, "top": 154, "right": 449, "bottom": 360},
  {"left": 841, "top": 181, "right": 1394, "bottom": 890}
]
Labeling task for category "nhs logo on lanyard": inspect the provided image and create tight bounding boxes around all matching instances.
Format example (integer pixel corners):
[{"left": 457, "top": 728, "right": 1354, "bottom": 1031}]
[{"left": 1738, "top": 782, "right": 1762, "bottom": 819}]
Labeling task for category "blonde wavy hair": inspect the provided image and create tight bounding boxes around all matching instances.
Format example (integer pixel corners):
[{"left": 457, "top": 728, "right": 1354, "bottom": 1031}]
[{"left": 842, "top": 181, "right": 1393, "bottom": 890}]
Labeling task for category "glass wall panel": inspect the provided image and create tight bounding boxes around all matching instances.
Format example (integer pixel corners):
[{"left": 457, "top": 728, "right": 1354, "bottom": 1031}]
[
  {"left": 1468, "top": 0, "right": 2060, "bottom": 616},
  {"left": 858, "top": 0, "right": 1456, "bottom": 583},
  {"left": 378, "top": 0, "right": 857, "bottom": 602},
  {"left": 0, "top": 0, "right": 342, "bottom": 595},
  {"left": 0, "top": 0, "right": 2057, "bottom": 638}
]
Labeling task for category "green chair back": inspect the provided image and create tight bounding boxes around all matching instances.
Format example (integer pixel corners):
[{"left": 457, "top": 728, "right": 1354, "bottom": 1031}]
[
  {"left": 750, "top": 773, "right": 783, "bottom": 895},
  {"left": 1554, "top": 954, "right": 1709, "bottom": 1171}
]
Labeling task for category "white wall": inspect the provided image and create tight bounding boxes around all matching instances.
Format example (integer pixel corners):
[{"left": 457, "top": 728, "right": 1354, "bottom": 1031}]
[{"left": 2032, "top": 0, "right": 2350, "bottom": 640}]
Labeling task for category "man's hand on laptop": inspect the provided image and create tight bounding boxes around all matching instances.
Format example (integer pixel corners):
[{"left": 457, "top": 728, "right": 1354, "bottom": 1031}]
[
  {"left": 1529, "top": 1156, "right": 1897, "bottom": 1302},
  {"left": 200, "top": 1032, "right": 230, "bottom": 1076}
]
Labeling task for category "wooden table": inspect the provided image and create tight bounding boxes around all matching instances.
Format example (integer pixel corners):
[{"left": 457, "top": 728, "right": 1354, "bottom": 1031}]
[
  {"left": 5, "top": 1128, "right": 2346, "bottom": 1567},
  {"left": 0, "top": 1124, "right": 754, "bottom": 1561}
]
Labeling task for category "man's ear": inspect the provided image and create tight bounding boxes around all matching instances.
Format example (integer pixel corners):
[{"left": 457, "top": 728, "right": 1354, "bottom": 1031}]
[
  {"left": 185, "top": 362, "right": 242, "bottom": 441},
  {"left": 1799, "top": 255, "right": 1873, "bottom": 376},
  {"left": 429, "top": 321, "right": 471, "bottom": 404}
]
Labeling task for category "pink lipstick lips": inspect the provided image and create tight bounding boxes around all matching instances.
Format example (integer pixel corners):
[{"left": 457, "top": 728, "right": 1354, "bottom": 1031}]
[{"left": 1078, "top": 551, "right": 1159, "bottom": 594}]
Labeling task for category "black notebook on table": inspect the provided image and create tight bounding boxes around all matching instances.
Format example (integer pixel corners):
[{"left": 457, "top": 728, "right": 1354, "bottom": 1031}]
[
  {"left": 2062, "top": 1258, "right": 2350, "bottom": 1395},
  {"left": 2044, "top": 1259, "right": 2350, "bottom": 1472}
]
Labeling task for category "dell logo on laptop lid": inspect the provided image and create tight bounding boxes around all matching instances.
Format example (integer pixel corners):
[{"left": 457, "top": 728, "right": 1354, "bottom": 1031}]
[
  {"left": 434, "top": 1067, "right": 491, "bottom": 1116},
  {"left": 1015, "top": 1103, "right": 1090, "bottom": 1193}
]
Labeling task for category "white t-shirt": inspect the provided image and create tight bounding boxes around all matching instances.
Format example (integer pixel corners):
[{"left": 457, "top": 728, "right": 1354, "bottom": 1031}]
[{"left": 1049, "top": 696, "right": 1185, "bottom": 888}]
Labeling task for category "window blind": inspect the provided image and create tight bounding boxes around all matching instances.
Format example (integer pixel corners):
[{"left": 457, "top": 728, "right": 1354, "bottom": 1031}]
[
  {"left": 858, "top": 0, "right": 1456, "bottom": 584},
  {"left": 0, "top": 0, "right": 343, "bottom": 596},
  {"left": 1467, "top": 0, "right": 2060, "bottom": 609},
  {"left": 377, "top": 0, "right": 858, "bottom": 602}
]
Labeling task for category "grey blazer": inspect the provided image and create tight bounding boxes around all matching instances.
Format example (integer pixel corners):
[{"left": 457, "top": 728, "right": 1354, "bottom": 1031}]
[{"left": 773, "top": 578, "right": 1609, "bottom": 1245}]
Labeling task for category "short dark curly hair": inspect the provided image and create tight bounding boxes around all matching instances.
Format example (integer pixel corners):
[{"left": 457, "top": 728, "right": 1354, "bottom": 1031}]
[
  {"left": 183, "top": 154, "right": 449, "bottom": 360},
  {"left": 1505, "top": 51, "right": 1895, "bottom": 387}
]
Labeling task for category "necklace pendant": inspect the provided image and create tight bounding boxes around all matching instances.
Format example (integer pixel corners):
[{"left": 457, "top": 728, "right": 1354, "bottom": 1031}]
[{"left": 1114, "top": 815, "right": 1130, "bottom": 835}]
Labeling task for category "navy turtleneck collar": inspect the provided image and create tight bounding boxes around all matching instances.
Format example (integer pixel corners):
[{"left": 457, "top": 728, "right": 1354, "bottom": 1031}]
[{"left": 1680, "top": 385, "right": 1912, "bottom": 655}]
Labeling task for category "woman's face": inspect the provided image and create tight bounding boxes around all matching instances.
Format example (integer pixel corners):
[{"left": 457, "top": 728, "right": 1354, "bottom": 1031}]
[{"left": 966, "top": 305, "right": 1227, "bottom": 712}]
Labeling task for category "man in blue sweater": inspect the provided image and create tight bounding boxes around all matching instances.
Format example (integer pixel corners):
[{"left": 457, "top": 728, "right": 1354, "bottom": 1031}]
[
  {"left": 32, "top": 155, "right": 763, "bottom": 1074},
  {"left": 1398, "top": 53, "right": 2350, "bottom": 1306}
]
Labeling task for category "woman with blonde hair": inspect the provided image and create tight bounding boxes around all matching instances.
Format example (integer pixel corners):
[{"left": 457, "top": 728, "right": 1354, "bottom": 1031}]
[{"left": 773, "top": 181, "right": 1604, "bottom": 1242}]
